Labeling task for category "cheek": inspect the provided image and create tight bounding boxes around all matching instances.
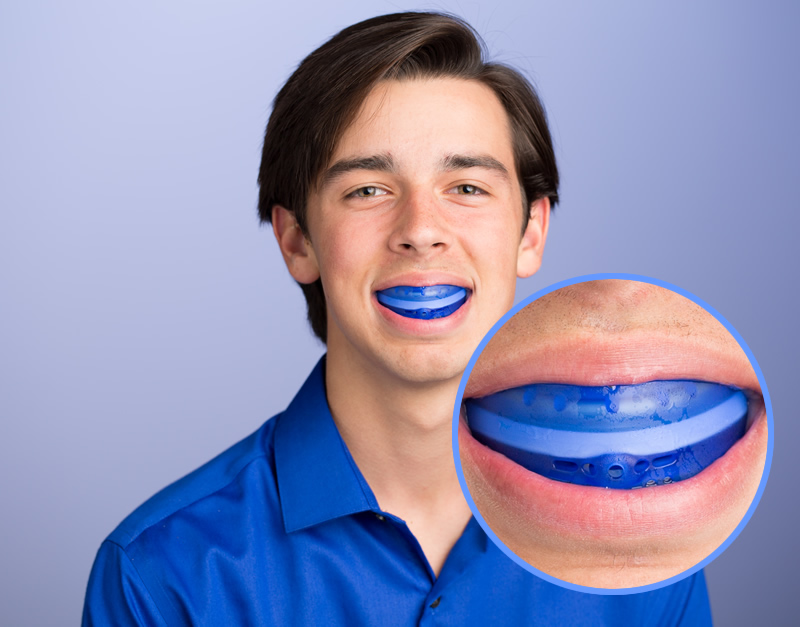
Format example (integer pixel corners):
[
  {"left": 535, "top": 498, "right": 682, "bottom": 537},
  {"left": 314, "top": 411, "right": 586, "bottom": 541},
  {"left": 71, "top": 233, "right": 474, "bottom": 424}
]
[
  {"left": 462, "top": 217, "right": 523, "bottom": 276},
  {"left": 314, "top": 220, "right": 376, "bottom": 285}
]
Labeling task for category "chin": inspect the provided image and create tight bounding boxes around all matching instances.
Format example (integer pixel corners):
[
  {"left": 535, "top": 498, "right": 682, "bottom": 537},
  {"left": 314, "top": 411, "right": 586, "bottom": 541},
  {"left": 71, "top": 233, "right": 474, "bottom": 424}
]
[{"left": 380, "top": 344, "right": 470, "bottom": 386}]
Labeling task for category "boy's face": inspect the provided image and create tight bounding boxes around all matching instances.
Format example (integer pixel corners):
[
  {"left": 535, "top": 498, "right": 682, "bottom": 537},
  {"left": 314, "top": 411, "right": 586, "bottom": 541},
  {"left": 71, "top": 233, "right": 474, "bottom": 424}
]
[{"left": 277, "top": 78, "right": 549, "bottom": 385}]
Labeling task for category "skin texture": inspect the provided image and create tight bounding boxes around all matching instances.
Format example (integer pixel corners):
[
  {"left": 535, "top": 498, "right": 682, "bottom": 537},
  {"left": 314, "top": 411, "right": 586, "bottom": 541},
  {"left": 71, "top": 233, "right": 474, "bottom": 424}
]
[
  {"left": 273, "top": 77, "right": 550, "bottom": 575},
  {"left": 459, "top": 279, "right": 768, "bottom": 588}
]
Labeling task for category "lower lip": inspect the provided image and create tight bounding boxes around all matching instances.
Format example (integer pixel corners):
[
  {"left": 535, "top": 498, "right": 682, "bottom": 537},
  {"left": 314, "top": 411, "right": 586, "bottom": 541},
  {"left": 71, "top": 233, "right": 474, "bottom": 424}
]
[
  {"left": 458, "top": 400, "right": 767, "bottom": 540},
  {"left": 374, "top": 291, "right": 472, "bottom": 336}
]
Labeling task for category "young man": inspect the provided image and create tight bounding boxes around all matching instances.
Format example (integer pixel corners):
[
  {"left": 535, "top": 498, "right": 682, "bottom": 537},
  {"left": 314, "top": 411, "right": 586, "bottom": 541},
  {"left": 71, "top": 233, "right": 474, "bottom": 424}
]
[{"left": 83, "top": 13, "right": 711, "bottom": 625}]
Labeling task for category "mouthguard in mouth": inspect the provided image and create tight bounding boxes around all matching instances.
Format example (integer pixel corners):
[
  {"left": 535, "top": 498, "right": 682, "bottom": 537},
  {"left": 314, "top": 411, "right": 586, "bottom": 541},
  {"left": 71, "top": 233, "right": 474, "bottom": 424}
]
[
  {"left": 376, "top": 285, "right": 468, "bottom": 319},
  {"left": 465, "top": 380, "right": 748, "bottom": 489}
]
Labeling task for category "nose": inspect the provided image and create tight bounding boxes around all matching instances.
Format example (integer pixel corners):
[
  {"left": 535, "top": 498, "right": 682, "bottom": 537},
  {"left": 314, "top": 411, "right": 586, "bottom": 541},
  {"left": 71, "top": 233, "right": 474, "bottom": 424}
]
[{"left": 388, "top": 190, "right": 451, "bottom": 255}]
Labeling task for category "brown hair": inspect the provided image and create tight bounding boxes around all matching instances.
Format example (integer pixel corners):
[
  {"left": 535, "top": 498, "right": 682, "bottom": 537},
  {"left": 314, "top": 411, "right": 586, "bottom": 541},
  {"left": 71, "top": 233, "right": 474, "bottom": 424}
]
[{"left": 258, "top": 12, "right": 559, "bottom": 342}]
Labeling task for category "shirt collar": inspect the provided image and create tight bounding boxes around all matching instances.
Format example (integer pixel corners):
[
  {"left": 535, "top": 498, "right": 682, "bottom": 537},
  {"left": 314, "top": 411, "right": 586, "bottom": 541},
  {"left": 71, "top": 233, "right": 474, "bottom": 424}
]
[{"left": 274, "top": 356, "right": 380, "bottom": 533}]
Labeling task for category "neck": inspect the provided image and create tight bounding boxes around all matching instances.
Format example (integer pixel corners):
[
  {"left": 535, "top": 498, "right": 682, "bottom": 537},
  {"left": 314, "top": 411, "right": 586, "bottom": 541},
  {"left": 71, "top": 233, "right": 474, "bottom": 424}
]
[{"left": 325, "top": 348, "right": 472, "bottom": 576}]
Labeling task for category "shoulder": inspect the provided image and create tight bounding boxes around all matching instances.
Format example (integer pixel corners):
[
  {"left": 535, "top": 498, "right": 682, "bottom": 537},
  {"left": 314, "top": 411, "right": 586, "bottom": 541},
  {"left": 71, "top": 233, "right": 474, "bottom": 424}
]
[
  {"left": 84, "top": 416, "right": 286, "bottom": 625},
  {"left": 108, "top": 414, "right": 281, "bottom": 550}
]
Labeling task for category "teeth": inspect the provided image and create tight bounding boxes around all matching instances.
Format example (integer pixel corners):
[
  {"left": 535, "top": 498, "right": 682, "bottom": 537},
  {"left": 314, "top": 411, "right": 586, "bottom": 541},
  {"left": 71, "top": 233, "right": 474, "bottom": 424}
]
[
  {"left": 376, "top": 285, "right": 468, "bottom": 319},
  {"left": 466, "top": 381, "right": 748, "bottom": 490}
]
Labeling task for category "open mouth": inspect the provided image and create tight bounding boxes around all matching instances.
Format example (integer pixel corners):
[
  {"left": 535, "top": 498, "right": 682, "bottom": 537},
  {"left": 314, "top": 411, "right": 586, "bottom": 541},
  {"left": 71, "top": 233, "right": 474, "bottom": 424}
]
[
  {"left": 457, "top": 331, "right": 768, "bottom": 537},
  {"left": 465, "top": 380, "right": 749, "bottom": 489},
  {"left": 376, "top": 285, "right": 469, "bottom": 319}
]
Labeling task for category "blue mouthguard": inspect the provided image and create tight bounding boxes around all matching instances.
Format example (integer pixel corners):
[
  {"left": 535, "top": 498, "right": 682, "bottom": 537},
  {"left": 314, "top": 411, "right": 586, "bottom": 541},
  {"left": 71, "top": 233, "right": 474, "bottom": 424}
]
[
  {"left": 376, "top": 285, "right": 468, "bottom": 319},
  {"left": 465, "top": 380, "right": 748, "bottom": 489}
]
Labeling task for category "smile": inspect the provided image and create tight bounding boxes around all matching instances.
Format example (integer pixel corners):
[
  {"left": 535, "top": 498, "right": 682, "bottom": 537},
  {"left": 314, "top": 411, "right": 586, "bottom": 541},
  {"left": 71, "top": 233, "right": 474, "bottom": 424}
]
[
  {"left": 465, "top": 380, "right": 748, "bottom": 489},
  {"left": 376, "top": 285, "right": 469, "bottom": 319}
]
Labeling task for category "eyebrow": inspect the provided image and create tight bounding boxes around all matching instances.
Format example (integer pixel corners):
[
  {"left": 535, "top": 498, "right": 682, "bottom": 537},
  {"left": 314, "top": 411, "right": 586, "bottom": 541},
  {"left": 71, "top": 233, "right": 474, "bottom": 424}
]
[
  {"left": 440, "top": 154, "right": 510, "bottom": 181},
  {"left": 320, "top": 153, "right": 395, "bottom": 188},
  {"left": 319, "top": 152, "right": 511, "bottom": 190}
]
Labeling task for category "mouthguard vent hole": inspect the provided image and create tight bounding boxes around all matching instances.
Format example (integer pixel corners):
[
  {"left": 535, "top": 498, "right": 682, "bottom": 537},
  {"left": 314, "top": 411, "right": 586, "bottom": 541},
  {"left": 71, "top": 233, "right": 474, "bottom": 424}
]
[
  {"left": 582, "top": 463, "right": 596, "bottom": 476},
  {"left": 634, "top": 460, "right": 650, "bottom": 473},
  {"left": 553, "top": 460, "right": 578, "bottom": 473},
  {"left": 653, "top": 454, "right": 678, "bottom": 468},
  {"left": 608, "top": 465, "right": 624, "bottom": 479}
]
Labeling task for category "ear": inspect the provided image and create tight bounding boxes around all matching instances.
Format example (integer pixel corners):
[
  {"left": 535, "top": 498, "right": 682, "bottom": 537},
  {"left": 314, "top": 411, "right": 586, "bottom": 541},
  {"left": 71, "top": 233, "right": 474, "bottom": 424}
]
[
  {"left": 516, "top": 197, "right": 550, "bottom": 278},
  {"left": 272, "top": 205, "right": 320, "bottom": 284}
]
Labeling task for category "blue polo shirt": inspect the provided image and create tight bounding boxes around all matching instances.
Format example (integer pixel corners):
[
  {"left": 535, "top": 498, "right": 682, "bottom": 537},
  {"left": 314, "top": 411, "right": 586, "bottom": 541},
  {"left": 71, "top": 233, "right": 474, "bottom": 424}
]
[{"left": 83, "top": 358, "right": 712, "bottom": 626}]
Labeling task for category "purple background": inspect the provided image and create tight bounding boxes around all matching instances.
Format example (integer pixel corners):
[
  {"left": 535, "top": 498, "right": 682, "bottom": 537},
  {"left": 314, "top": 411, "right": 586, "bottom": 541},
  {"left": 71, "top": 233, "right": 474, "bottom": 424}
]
[{"left": 1, "top": 1, "right": 796, "bottom": 623}]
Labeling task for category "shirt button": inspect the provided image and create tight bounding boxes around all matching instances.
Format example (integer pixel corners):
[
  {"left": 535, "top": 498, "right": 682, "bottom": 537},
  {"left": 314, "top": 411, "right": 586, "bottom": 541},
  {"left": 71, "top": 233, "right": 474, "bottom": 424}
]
[
  {"left": 430, "top": 597, "right": 441, "bottom": 608},
  {"left": 375, "top": 514, "right": 385, "bottom": 521}
]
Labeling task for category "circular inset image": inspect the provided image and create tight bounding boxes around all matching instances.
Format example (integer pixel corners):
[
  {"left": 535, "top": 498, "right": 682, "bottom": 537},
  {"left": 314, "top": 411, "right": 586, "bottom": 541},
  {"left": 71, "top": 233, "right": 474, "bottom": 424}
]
[{"left": 453, "top": 275, "right": 772, "bottom": 592}]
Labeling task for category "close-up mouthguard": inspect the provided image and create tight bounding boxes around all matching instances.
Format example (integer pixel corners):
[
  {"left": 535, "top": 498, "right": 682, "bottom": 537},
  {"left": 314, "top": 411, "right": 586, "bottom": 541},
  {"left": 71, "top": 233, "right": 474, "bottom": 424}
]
[{"left": 465, "top": 380, "right": 747, "bottom": 490}]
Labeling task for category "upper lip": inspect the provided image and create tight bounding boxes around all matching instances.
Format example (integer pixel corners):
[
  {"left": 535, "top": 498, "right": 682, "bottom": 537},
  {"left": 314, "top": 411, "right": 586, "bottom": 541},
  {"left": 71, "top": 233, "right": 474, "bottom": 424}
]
[
  {"left": 373, "top": 271, "right": 472, "bottom": 293},
  {"left": 464, "top": 326, "right": 762, "bottom": 400}
]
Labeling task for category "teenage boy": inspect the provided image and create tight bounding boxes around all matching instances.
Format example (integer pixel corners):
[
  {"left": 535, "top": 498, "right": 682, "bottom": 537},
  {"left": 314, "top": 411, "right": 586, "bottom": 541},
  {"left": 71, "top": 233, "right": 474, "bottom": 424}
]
[{"left": 83, "top": 12, "right": 711, "bottom": 625}]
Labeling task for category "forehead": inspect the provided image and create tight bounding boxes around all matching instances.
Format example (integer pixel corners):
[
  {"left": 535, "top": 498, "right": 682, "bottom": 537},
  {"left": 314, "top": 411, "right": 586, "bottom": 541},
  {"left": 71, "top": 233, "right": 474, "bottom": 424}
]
[{"left": 330, "top": 77, "right": 515, "bottom": 167}]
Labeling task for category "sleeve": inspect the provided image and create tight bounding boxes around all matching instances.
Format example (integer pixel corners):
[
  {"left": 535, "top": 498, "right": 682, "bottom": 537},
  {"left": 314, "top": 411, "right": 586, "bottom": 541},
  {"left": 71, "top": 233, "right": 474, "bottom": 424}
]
[
  {"left": 676, "top": 571, "right": 714, "bottom": 627},
  {"left": 82, "top": 540, "right": 168, "bottom": 627}
]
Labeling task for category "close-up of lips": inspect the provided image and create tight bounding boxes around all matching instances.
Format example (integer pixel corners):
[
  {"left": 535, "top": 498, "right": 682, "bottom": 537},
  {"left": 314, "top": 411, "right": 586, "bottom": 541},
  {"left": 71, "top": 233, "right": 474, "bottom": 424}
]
[{"left": 457, "top": 278, "right": 770, "bottom": 590}]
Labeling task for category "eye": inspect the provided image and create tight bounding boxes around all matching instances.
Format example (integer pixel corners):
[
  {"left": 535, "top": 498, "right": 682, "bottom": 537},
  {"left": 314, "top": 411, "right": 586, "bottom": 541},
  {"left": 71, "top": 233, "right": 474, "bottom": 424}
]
[
  {"left": 347, "top": 186, "right": 388, "bottom": 198},
  {"left": 449, "top": 184, "right": 486, "bottom": 196}
]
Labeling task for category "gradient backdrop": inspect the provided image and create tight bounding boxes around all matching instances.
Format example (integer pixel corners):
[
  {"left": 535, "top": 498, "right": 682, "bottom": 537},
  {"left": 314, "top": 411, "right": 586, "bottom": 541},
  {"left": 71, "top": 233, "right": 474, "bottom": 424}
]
[{"left": 2, "top": 1, "right": 797, "bottom": 624}]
